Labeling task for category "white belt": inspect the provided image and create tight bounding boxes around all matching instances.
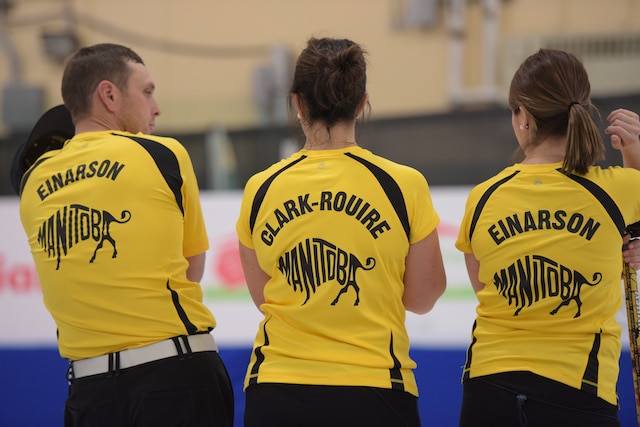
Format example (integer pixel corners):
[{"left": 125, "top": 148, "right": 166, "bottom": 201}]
[{"left": 70, "top": 334, "right": 217, "bottom": 379}]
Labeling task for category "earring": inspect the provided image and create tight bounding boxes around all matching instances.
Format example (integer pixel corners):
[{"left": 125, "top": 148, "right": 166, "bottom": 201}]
[
  {"left": 519, "top": 124, "right": 529, "bottom": 130},
  {"left": 296, "top": 113, "right": 301, "bottom": 120}
]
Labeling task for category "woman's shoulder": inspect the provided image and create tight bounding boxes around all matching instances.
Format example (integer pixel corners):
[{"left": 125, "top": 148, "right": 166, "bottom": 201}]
[
  {"left": 468, "top": 165, "right": 520, "bottom": 192},
  {"left": 589, "top": 164, "right": 640, "bottom": 176},
  {"left": 243, "top": 152, "right": 307, "bottom": 189},
  {"left": 357, "top": 149, "right": 426, "bottom": 179},
  {"left": 583, "top": 165, "right": 640, "bottom": 186}
]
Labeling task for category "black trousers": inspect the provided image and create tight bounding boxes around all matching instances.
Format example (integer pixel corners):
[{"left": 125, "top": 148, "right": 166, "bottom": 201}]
[
  {"left": 245, "top": 383, "right": 421, "bottom": 427},
  {"left": 64, "top": 351, "right": 234, "bottom": 427},
  {"left": 459, "top": 371, "right": 620, "bottom": 427}
]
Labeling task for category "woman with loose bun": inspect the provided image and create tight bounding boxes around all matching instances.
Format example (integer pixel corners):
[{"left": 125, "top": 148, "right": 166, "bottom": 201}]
[{"left": 237, "top": 36, "right": 447, "bottom": 426}]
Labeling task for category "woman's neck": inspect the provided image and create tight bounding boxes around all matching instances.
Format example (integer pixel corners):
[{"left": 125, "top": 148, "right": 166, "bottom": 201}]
[
  {"left": 302, "top": 122, "right": 358, "bottom": 150},
  {"left": 521, "top": 137, "right": 566, "bottom": 164}
]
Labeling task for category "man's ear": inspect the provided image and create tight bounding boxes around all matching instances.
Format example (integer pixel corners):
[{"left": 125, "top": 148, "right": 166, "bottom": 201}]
[{"left": 97, "top": 80, "right": 117, "bottom": 111}]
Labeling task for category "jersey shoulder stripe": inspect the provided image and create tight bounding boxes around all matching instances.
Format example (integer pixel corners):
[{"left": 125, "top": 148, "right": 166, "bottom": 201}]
[
  {"left": 121, "top": 134, "right": 185, "bottom": 215},
  {"left": 249, "top": 155, "right": 307, "bottom": 232},
  {"left": 562, "top": 169, "right": 625, "bottom": 237},
  {"left": 469, "top": 170, "right": 520, "bottom": 240},
  {"left": 345, "top": 152, "right": 410, "bottom": 240},
  {"left": 19, "top": 149, "right": 62, "bottom": 196}
]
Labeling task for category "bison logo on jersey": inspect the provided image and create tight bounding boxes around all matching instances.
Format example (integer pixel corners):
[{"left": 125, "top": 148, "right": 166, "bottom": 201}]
[
  {"left": 37, "top": 204, "right": 131, "bottom": 269},
  {"left": 493, "top": 254, "right": 602, "bottom": 318},
  {"left": 549, "top": 271, "right": 602, "bottom": 318},
  {"left": 89, "top": 209, "right": 132, "bottom": 263},
  {"left": 277, "top": 237, "right": 376, "bottom": 306}
]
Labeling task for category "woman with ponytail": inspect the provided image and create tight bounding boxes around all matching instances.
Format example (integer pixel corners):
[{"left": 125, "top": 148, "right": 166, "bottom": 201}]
[{"left": 455, "top": 48, "right": 640, "bottom": 426}]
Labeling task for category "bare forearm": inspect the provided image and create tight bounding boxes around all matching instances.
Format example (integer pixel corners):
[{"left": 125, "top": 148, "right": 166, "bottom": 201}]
[{"left": 186, "top": 252, "right": 206, "bottom": 282}]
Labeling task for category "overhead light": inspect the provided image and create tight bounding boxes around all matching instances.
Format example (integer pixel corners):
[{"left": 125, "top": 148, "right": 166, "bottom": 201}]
[{"left": 42, "top": 29, "right": 78, "bottom": 61}]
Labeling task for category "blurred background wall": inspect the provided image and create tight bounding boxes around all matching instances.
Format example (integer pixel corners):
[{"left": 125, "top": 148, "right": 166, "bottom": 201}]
[
  {"left": 1, "top": 2, "right": 640, "bottom": 426},
  {"left": 0, "top": 0, "right": 639, "bottom": 194}
]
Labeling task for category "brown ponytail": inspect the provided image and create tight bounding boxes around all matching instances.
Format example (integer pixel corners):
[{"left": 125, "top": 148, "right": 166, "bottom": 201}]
[
  {"left": 564, "top": 101, "right": 604, "bottom": 174},
  {"left": 509, "top": 48, "right": 604, "bottom": 174}
]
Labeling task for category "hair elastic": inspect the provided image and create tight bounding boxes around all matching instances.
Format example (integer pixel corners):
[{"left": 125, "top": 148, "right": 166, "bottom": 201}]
[{"left": 568, "top": 101, "right": 580, "bottom": 111}]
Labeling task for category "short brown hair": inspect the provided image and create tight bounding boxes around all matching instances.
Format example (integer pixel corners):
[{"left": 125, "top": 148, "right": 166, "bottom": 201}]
[{"left": 61, "top": 43, "right": 144, "bottom": 121}]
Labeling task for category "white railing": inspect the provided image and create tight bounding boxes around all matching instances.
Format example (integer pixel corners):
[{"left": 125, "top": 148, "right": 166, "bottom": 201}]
[{"left": 501, "top": 32, "right": 640, "bottom": 100}]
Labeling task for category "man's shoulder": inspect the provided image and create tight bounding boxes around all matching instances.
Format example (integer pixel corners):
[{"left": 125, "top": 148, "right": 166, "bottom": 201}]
[{"left": 109, "top": 132, "right": 187, "bottom": 155}]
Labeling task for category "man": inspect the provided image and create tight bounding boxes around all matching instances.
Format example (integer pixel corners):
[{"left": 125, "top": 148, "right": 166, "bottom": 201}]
[{"left": 18, "top": 43, "right": 233, "bottom": 426}]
